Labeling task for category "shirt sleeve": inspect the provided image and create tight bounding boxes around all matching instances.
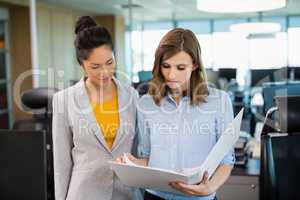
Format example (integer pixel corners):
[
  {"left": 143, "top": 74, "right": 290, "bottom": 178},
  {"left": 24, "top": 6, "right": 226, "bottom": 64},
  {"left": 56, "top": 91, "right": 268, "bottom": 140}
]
[
  {"left": 137, "top": 105, "right": 151, "bottom": 159},
  {"left": 131, "top": 88, "right": 140, "bottom": 157},
  {"left": 219, "top": 92, "right": 236, "bottom": 166}
]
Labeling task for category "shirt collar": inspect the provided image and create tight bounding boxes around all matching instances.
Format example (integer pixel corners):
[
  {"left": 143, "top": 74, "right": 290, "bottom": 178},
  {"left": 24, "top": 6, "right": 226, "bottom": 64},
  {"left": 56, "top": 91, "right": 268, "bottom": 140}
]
[{"left": 166, "top": 92, "right": 189, "bottom": 105}]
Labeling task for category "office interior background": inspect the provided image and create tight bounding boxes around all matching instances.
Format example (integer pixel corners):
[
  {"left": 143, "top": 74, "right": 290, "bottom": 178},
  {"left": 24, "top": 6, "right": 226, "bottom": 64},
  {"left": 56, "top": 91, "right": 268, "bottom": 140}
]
[{"left": 0, "top": 0, "right": 300, "bottom": 199}]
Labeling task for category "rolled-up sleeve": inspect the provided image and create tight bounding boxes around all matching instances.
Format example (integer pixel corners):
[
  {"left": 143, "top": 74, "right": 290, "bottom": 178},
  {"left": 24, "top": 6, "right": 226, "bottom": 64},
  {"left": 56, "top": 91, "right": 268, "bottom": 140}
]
[
  {"left": 219, "top": 92, "right": 235, "bottom": 166},
  {"left": 137, "top": 108, "right": 151, "bottom": 159},
  {"left": 52, "top": 93, "right": 74, "bottom": 200}
]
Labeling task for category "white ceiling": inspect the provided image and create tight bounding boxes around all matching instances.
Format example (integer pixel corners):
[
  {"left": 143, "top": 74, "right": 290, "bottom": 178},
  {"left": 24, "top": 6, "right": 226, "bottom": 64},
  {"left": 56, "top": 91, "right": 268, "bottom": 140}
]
[{"left": 4, "top": 0, "right": 300, "bottom": 22}]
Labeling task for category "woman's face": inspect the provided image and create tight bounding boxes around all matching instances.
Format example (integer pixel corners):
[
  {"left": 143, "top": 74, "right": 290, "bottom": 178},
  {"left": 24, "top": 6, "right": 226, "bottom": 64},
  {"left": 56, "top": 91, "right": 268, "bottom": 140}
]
[
  {"left": 82, "top": 45, "right": 115, "bottom": 87},
  {"left": 161, "top": 51, "right": 197, "bottom": 92}
]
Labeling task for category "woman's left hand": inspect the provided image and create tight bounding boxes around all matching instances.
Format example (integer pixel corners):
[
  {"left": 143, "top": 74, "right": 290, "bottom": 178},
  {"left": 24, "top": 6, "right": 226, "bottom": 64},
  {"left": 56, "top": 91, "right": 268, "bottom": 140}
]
[{"left": 169, "top": 171, "right": 216, "bottom": 196}]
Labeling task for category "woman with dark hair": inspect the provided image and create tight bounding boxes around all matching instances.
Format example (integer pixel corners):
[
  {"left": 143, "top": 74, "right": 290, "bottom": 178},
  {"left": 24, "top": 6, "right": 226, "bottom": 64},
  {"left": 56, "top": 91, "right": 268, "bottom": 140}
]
[
  {"left": 124, "top": 28, "right": 235, "bottom": 200},
  {"left": 52, "top": 16, "right": 138, "bottom": 200}
]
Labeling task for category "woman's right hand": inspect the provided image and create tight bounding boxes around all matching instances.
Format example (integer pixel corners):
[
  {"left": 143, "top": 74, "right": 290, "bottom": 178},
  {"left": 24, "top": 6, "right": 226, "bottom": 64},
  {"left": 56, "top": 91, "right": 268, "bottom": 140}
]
[
  {"left": 115, "top": 153, "right": 148, "bottom": 166},
  {"left": 115, "top": 154, "right": 126, "bottom": 164}
]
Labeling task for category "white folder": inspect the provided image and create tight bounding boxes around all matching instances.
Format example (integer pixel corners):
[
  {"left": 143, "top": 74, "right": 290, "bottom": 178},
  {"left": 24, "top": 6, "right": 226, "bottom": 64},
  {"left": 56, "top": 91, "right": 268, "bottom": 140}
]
[{"left": 109, "top": 108, "right": 244, "bottom": 194}]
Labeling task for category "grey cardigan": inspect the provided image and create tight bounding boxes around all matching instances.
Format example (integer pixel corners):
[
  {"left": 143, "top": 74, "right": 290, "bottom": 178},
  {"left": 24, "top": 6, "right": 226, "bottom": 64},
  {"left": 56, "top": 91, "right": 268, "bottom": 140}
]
[{"left": 52, "top": 77, "right": 138, "bottom": 200}]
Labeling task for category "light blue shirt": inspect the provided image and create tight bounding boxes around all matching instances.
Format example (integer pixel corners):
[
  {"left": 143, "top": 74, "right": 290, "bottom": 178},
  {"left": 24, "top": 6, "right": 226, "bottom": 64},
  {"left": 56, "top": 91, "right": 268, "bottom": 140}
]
[{"left": 136, "top": 87, "right": 235, "bottom": 200}]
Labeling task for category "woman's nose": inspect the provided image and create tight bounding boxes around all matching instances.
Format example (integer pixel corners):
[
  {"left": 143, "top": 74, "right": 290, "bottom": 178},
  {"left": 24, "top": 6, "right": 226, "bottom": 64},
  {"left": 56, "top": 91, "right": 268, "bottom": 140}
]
[
  {"left": 99, "top": 67, "right": 110, "bottom": 76},
  {"left": 168, "top": 68, "right": 177, "bottom": 79}
]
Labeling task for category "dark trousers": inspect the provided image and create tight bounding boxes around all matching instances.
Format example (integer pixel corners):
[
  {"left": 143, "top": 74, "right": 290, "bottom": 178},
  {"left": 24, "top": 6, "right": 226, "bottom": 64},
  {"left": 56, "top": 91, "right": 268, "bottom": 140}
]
[
  {"left": 144, "top": 191, "right": 218, "bottom": 200},
  {"left": 144, "top": 191, "right": 165, "bottom": 200}
]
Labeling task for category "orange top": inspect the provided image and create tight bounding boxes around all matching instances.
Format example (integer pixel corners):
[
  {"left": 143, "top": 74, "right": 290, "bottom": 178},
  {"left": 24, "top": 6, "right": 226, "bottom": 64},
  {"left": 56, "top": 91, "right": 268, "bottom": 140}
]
[{"left": 91, "top": 94, "right": 120, "bottom": 149}]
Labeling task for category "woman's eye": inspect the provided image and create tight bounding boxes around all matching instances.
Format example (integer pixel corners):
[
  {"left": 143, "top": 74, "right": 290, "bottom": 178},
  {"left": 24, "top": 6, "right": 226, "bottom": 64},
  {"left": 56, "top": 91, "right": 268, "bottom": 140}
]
[
  {"left": 91, "top": 66, "right": 99, "bottom": 69},
  {"left": 177, "top": 66, "right": 186, "bottom": 71},
  {"left": 162, "top": 64, "right": 170, "bottom": 68},
  {"left": 107, "top": 61, "right": 113, "bottom": 65}
]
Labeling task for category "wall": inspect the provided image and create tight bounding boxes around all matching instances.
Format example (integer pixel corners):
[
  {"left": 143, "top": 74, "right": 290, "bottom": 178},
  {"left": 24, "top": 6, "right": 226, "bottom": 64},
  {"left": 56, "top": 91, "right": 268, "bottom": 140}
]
[
  {"left": 7, "top": 3, "right": 33, "bottom": 121},
  {"left": 114, "top": 15, "right": 127, "bottom": 84},
  {"left": 95, "top": 15, "right": 115, "bottom": 40},
  {"left": 37, "top": 3, "right": 84, "bottom": 89},
  {"left": 36, "top": 5, "right": 127, "bottom": 88},
  {"left": 0, "top": 1, "right": 127, "bottom": 123}
]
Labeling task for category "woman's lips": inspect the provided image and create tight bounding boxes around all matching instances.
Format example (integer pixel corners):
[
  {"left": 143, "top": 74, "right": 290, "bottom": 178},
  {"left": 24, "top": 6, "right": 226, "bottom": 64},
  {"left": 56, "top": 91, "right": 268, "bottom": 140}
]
[
  {"left": 166, "top": 80, "right": 180, "bottom": 88},
  {"left": 167, "top": 80, "right": 178, "bottom": 83},
  {"left": 98, "top": 77, "right": 109, "bottom": 81}
]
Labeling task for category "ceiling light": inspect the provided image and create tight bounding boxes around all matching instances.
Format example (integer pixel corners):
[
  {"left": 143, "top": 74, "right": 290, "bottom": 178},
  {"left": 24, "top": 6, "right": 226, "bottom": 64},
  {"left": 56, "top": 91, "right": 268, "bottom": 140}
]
[
  {"left": 230, "top": 22, "right": 281, "bottom": 34},
  {"left": 197, "top": 0, "right": 286, "bottom": 13},
  {"left": 247, "top": 33, "right": 276, "bottom": 39}
]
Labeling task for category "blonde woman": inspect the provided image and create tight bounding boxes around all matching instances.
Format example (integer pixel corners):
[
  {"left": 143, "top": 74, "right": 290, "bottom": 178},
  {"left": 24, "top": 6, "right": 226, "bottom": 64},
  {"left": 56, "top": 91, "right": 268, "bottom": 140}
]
[{"left": 125, "top": 28, "right": 235, "bottom": 200}]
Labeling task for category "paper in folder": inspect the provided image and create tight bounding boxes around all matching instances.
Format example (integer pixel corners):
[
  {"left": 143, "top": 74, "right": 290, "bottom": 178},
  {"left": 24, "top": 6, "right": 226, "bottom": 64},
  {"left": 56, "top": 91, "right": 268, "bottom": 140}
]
[{"left": 109, "top": 109, "right": 244, "bottom": 194}]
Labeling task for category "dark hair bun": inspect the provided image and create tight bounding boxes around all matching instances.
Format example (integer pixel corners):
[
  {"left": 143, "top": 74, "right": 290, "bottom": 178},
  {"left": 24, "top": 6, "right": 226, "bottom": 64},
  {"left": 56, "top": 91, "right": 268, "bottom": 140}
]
[
  {"left": 74, "top": 15, "right": 114, "bottom": 64},
  {"left": 75, "top": 16, "right": 97, "bottom": 35}
]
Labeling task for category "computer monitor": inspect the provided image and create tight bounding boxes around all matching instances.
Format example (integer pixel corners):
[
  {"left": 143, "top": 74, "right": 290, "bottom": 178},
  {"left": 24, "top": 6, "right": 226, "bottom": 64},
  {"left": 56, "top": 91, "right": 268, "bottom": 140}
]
[
  {"left": 205, "top": 68, "right": 219, "bottom": 87},
  {"left": 0, "top": 130, "right": 48, "bottom": 200},
  {"left": 261, "top": 133, "right": 300, "bottom": 200},
  {"left": 262, "top": 82, "right": 300, "bottom": 114},
  {"left": 251, "top": 69, "right": 275, "bottom": 87},
  {"left": 273, "top": 67, "right": 290, "bottom": 82},
  {"left": 138, "top": 71, "right": 152, "bottom": 82},
  {"left": 291, "top": 67, "right": 300, "bottom": 80},
  {"left": 218, "top": 68, "right": 236, "bottom": 81}
]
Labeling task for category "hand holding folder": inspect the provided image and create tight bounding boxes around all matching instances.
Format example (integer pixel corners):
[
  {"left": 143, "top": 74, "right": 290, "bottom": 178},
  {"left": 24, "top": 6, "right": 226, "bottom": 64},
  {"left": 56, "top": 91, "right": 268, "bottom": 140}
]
[{"left": 110, "top": 109, "right": 244, "bottom": 194}]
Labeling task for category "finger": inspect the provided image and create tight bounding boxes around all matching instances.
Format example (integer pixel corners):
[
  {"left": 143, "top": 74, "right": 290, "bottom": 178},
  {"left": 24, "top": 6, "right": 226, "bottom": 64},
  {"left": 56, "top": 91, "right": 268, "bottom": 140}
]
[
  {"left": 177, "top": 182, "right": 196, "bottom": 191},
  {"left": 120, "top": 156, "right": 126, "bottom": 163},
  {"left": 202, "top": 171, "right": 209, "bottom": 184},
  {"left": 169, "top": 183, "right": 196, "bottom": 196},
  {"left": 178, "top": 182, "right": 207, "bottom": 195},
  {"left": 123, "top": 153, "right": 133, "bottom": 162},
  {"left": 127, "top": 154, "right": 136, "bottom": 161},
  {"left": 175, "top": 183, "right": 197, "bottom": 194}
]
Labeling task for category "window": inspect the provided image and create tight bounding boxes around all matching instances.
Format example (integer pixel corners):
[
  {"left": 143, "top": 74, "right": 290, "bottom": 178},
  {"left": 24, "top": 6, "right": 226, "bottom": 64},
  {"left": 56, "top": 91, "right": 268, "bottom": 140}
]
[
  {"left": 249, "top": 32, "right": 287, "bottom": 69},
  {"left": 128, "top": 16, "right": 300, "bottom": 82},
  {"left": 288, "top": 28, "right": 300, "bottom": 66},
  {"left": 142, "top": 29, "right": 170, "bottom": 71},
  {"left": 130, "top": 22, "right": 173, "bottom": 82},
  {"left": 131, "top": 30, "right": 143, "bottom": 73},
  {"left": 197, "top": 34, "right": 213, "bottom": 68},
  {"left": 212, "top": 32, "right": 248, "bottom": 69}
]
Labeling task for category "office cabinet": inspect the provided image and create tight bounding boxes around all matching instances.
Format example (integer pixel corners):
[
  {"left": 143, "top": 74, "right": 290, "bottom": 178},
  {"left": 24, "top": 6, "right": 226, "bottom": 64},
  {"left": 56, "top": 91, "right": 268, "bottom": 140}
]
[
  {"left": 217, "top": 175, "right": 259, "bottom": 200},
  {"left": 0, "top": 9, "right": 12, "bottom": 129}
]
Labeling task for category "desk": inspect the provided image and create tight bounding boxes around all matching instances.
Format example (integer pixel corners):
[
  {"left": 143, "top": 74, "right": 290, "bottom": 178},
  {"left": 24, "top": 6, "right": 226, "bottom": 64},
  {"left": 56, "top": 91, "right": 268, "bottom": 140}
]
[{"left": 217, "top": 167, "right": 259, "bottom": 200}]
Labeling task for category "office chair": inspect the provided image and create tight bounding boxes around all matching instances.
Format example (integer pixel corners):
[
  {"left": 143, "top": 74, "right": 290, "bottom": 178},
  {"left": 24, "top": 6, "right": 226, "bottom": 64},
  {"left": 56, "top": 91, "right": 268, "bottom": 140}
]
[
  {"left": 132, "top": 71, "right": 153, "bottom": 96},
  {"left": 13, "top": 87, "right": 58, "bottom": 200},
  {"left": 0, "top": 130, "right": 48, "bottom": 200},
  {"left": 260, "top": 96, "right": 300, "bottom": 200}
]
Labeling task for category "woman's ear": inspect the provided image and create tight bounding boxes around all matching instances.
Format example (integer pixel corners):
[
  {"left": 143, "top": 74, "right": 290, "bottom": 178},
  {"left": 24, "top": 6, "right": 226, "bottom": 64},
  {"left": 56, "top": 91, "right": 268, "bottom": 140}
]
[
  {"left": 80, "top": 61, "right": 87, "bottom": 70},
  {"left": 80, "top": 64, "right": 85, "bottom": 71},
  {"left": 80, "top": 63, "right": 87, "bottom": 75}
]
